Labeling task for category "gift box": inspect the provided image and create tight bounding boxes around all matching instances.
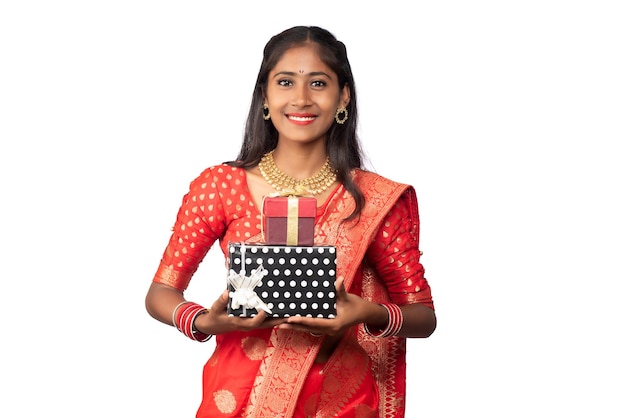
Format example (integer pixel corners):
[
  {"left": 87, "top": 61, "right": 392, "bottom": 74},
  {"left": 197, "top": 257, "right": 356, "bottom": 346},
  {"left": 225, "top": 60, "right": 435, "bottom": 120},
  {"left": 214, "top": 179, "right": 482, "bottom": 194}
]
[
  {"left": 262, "top": 196, "right": 316, "bottom": 246},
  {"left": 226, "top": 242, "right": 337, "bottom": 318}
]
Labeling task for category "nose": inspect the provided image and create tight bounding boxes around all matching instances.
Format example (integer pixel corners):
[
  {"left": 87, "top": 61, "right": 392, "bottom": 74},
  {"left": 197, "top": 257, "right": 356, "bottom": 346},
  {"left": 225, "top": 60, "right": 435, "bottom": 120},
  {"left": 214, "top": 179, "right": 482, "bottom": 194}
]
[{"left": 292, "top": 84, "right": 311, "bottom": 107}]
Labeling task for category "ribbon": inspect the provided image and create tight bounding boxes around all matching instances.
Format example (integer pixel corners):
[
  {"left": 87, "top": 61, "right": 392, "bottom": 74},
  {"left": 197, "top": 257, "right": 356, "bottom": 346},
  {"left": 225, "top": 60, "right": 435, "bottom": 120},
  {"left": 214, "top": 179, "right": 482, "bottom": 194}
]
[
  {"left": 286, "top": 198, "right": 299, "bottom": 245},
  {"left": 227, "top": 244, "right": 272, "bottom": 315}
]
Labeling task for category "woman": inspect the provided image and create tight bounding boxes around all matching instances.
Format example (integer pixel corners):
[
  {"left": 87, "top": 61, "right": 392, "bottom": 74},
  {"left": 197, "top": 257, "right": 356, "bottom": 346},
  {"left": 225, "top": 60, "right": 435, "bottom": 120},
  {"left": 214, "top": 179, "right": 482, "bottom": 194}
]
[{"left": 145, "top": 26, "right": 436, "bottom": 418}]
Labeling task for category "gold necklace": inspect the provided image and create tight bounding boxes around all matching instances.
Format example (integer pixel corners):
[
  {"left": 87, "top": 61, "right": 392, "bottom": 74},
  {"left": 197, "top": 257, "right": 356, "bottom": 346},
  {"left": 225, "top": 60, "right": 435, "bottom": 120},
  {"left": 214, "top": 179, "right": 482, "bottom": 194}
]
[{"left": 258, "top": 150, "right": 337, "bottom": 196}]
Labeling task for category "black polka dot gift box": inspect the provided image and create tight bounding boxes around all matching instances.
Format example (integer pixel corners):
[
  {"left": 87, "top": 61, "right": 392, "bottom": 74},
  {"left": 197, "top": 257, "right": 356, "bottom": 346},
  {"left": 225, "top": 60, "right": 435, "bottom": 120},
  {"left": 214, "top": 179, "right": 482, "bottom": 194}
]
[{"left": 226, "top": 242, "right": 337, "bottom": 318}]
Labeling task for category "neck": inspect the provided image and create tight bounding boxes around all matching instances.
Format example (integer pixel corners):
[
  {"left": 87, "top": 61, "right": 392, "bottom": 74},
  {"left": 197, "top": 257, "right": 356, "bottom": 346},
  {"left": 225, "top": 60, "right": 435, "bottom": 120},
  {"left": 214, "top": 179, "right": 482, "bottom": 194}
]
[
  {"left": 271, "top": 146, "right": 328, "bottom": 179},
  {"left": 258, "top": 150, "right": 336, "bottom": 197}
]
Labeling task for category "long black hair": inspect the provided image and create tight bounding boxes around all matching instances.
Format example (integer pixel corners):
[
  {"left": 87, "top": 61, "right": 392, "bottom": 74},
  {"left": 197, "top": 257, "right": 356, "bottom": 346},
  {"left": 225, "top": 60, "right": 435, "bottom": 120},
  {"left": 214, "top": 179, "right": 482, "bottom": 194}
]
[{"left": 228, "top": 26, "right": 365, "bottom": 220}]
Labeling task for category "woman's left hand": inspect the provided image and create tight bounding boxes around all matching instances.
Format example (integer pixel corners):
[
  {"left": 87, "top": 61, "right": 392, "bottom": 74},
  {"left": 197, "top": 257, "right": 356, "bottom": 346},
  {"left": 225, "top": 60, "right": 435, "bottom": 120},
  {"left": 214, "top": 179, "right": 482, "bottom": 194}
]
[{"left": 277, "top": 277, "right": 384, "bottom": 337}]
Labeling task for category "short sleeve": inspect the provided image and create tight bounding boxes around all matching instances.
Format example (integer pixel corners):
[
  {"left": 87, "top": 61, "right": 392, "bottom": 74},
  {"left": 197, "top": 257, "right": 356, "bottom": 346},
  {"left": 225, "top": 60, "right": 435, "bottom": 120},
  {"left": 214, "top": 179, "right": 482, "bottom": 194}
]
[{"left": 152, "top": 167, "right": 228, "bottom": 291}]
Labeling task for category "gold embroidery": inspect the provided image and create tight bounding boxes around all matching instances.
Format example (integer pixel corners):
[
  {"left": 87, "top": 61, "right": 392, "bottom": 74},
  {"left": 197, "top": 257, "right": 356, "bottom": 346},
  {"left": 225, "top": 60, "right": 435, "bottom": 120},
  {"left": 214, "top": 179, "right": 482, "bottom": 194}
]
[
  {"left": 242, "top": 337, "right": 266, "bottom": 361},
  {"left": 208, "top": 353, "right": 219, "bottom": 367},
  {"left": 319, "top": 335, "right": 373, "bottom": 415},
  {"left": 359, "top": 265, "right": 407, "bottom": 418},
  {"left": 243, "top": 329, "right": 321, "bottom": 417},
  {"left": 153, "top": 262, "right": 193, "bottom": 290},
  {"left": 213, "top": 389, "right": 237, "bottom": 414}
]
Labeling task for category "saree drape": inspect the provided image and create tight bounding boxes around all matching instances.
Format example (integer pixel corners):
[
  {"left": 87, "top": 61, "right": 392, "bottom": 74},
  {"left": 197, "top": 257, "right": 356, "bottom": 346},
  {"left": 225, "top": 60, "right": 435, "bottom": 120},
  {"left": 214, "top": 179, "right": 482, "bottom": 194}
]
[{"left": 153, "top": 165, "right": 433, "bottom": 417}]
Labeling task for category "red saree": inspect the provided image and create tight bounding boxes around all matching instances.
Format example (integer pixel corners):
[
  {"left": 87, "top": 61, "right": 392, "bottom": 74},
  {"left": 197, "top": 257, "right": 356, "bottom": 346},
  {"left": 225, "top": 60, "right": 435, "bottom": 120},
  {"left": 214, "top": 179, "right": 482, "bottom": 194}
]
[{"left": 153, "top": 164, "right": 434, "bottom": 417}]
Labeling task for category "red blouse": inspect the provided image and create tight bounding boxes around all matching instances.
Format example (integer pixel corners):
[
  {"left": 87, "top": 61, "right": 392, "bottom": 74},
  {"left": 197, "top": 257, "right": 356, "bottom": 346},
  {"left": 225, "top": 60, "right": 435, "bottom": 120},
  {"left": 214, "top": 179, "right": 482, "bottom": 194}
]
[{"left": 153, "top": 164, "right": 433, "bottom": 309}]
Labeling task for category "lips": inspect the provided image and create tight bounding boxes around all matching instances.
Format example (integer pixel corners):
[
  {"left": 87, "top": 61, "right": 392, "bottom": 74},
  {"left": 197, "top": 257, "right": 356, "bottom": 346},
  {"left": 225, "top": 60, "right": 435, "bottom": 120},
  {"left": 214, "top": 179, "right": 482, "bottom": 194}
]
[{"left": 286, "top": 113, "right": 317, "bottom": 124}]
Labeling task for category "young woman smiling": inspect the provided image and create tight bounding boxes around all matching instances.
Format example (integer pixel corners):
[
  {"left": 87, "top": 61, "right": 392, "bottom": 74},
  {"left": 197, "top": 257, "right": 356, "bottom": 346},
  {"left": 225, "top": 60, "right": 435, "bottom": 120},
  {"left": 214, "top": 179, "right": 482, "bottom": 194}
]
[{"left": 145, "top": 26, "right": 436, "bottom": 418}]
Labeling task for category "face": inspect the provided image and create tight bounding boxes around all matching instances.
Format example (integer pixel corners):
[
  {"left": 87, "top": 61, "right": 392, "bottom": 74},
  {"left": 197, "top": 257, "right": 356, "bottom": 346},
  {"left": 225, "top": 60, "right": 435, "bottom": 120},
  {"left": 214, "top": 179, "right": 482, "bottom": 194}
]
[{"left": 265, "top": 44, "right": 350, "bottom": 145}]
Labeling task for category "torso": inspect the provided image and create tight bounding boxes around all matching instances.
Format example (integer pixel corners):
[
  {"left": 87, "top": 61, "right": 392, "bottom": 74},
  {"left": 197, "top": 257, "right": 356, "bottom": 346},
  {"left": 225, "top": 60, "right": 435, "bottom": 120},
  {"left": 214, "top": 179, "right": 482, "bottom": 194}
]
[{"left": 245, "top": 166, "right": 342, "bottom": 363}]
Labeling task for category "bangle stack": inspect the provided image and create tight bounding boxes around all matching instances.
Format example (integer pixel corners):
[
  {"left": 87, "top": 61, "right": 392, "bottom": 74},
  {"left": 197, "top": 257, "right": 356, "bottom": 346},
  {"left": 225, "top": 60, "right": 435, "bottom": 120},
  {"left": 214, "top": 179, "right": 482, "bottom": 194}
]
[
  {"left": 172, "top": 301, "right": 212, "bottom": 342},
  {"left": 364, "top": 303, "right": 404, "bottom": 338}
]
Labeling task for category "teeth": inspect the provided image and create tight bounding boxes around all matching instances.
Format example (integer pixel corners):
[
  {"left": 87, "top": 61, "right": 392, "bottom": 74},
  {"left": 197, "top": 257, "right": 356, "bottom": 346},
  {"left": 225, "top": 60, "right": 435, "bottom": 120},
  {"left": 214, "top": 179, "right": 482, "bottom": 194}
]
[{"left": 288, "top": 115, "right": 315, "bottom": 121}]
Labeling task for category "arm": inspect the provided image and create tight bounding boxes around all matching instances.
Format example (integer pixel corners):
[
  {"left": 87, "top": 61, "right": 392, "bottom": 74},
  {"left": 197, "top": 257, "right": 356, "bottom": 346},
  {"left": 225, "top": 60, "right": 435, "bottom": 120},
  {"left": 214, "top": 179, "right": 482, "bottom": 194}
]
[
  {"left": 363, "top": 189, "right": 436, "bottom": 338},
  {"left": 281, "top": 190, "right": 436, "bottom": 338},
  {"left": 279, "top": 277, "right": 435, "bottom": 338},
  {"left": 145, "top": 282, "right": 185, "bottom": 327},
  {"left": 145, "top": 281, "right": 284, "bottom": 335},
  {"left": 362, "top": 297, "right": 436, "bottom": 338},
  {"left": 145, "top": 166, "right": 286, "bottom": 337}
]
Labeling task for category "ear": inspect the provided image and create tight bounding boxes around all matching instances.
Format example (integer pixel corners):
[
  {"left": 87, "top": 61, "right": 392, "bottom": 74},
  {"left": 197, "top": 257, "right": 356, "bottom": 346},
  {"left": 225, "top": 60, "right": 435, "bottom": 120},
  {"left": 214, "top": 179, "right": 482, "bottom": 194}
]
[{"left": 340, "top": 84, "right": 350, "bottom": 107}]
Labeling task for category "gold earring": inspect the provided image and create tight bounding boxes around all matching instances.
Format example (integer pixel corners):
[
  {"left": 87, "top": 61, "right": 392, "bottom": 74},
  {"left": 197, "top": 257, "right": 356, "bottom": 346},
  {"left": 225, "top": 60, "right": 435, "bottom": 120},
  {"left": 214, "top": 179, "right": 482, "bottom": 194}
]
[
  {"left": 335, "top": 106, "right": 348, "bottom": 124},
  {"left": 263, "top": 103, "right": 271, "bottom": 120}
]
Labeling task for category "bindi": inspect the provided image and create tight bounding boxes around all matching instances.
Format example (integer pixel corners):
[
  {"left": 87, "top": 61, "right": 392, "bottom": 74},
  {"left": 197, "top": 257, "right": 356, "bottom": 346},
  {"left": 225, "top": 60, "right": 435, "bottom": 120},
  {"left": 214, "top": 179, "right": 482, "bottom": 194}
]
[{"left": 298, "top": 69, "right": 304, "bottom": 74}]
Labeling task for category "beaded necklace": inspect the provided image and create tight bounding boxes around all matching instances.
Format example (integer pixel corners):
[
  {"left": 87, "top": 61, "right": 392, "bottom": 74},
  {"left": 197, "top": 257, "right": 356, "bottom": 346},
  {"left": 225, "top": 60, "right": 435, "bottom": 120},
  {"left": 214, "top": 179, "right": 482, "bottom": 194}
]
[{"left": 258, "top": 150, "right": 337, "bottom": 196}]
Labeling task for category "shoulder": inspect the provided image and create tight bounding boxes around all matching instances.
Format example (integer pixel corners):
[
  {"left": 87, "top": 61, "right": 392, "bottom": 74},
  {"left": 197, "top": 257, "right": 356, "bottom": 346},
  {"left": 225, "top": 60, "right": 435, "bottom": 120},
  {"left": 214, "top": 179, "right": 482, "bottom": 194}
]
[
  {"left": 353, "top": 169, "right": 413, "bottom": 194},
  {"left": 189, "top": 163, "right": 247, "bottom": 189},
  {"left": 353, "top": 169, "right": 419, "bottom": 215}
]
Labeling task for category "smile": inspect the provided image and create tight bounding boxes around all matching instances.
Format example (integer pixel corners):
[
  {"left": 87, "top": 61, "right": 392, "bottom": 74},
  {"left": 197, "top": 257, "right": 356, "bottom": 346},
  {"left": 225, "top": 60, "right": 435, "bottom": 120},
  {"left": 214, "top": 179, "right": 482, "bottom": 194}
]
[{"left": 287, "top": 115, "right": 316, "bottom": 122}]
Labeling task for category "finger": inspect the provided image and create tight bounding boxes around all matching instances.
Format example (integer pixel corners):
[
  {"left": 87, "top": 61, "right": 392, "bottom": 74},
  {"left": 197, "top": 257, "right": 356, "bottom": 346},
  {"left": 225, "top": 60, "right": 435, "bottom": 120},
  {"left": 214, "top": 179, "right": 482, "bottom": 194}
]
[
  {"left": 334, "top": 276, "right": 347, "bottom": 301},
  {"left": 235, "top": 311, "right": 269, "bottom": 331},
  {"left": 251, "top": 310, "right": 267, "bottom": 323},
  {"left": 262, "top": 317, "right": 288, "bottom": 328},
  {"left": 278, "top": 323, "right": 324, "bottom": 337},
  {"left": 211, "top": 289, "right": 230, "bottom": 311},
  {"left": 285, "top": 315, "right": 311, "bottom": 325},
  {"left": 277, "top": 323, "right": 306, "bottom": 332}
]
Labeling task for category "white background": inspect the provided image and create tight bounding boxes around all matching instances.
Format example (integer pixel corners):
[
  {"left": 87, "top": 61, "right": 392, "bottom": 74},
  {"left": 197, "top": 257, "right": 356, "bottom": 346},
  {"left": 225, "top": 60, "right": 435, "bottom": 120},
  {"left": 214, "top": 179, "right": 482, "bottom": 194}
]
[{"left": 1, "top": 1, "right": 625, "bottom": 417}]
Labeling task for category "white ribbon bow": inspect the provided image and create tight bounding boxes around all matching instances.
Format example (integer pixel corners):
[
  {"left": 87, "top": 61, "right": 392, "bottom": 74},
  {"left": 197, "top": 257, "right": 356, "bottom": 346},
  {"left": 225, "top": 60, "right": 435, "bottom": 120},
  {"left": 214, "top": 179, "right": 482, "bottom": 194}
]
[{"left": 227, "top": 246, "right": 272, "bottom": 315}]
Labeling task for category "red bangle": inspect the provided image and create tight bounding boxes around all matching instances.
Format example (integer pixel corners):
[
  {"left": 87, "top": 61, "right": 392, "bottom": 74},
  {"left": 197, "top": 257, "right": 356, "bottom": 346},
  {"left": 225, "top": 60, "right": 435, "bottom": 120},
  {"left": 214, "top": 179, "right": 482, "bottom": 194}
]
[
  {"left": 173, "top": 301, "right": 212, "bottom": 342},
  {"left": 364, "top": 303, "right": 404, "bottom": 338}
]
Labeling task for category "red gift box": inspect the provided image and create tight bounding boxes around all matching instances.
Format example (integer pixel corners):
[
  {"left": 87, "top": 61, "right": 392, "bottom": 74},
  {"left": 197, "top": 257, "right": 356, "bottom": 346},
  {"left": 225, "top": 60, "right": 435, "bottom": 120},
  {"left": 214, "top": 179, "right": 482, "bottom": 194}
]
[{"left": 262, "top": 196, "right": 316, "bottom": 246}]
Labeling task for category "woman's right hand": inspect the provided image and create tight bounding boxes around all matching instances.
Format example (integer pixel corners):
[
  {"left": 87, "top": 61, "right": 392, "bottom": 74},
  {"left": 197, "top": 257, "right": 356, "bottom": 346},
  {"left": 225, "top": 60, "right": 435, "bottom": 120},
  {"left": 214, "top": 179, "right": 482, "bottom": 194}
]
[{"left": 193, "top": 289, "right": 288, "bottom": 335}]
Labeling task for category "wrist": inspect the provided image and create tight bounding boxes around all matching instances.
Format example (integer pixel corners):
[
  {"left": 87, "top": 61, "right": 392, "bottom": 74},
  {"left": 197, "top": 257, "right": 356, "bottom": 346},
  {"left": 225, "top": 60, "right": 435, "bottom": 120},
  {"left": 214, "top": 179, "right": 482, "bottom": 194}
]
[
  {"left": 173, "top": 301, "right": 213, "bottom": 342},
  {"left": 363, "top": 303, "right": 404, "bottom": 338},
  {"left": 192, "top": 309, "right": 210, "bottom": 334},
  {"left": 365, "top": 302, "right": 389, "bottom": 331}
]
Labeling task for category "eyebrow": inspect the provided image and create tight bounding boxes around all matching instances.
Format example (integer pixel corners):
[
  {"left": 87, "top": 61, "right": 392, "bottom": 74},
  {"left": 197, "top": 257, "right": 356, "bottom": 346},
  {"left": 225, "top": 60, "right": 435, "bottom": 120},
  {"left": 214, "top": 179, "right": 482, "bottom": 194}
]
[{"left": 271, "top": 71, "right": 332, "bottom": 79}]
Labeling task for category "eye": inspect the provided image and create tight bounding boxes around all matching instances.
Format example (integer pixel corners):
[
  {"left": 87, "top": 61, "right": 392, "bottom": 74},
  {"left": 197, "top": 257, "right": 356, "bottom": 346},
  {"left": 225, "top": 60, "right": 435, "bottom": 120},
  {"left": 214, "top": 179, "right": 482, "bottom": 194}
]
[
  {"left": 311, "top": 80, "right": 326, "bottom": 88},
  {"left": 278, "top": 79, "right": 293, "bottom": 87}
]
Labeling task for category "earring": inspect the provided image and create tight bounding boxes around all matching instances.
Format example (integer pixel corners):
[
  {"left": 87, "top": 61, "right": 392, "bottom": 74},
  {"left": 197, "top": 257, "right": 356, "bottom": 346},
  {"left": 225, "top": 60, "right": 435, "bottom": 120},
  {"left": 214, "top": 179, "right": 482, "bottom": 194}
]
[
  {"left": 263, "top": 103, "right": 271, "bottom": 120},
  {"left": 335, "top": 106, "right": 348, "bottom": 124}
]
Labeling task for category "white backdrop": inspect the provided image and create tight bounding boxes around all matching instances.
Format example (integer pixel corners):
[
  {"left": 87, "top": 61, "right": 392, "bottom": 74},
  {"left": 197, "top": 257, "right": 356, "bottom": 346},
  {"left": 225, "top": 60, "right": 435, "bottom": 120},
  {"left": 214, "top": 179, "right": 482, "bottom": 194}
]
[{"left": 1, "top": 1, "right": 625, "bottom": 417}]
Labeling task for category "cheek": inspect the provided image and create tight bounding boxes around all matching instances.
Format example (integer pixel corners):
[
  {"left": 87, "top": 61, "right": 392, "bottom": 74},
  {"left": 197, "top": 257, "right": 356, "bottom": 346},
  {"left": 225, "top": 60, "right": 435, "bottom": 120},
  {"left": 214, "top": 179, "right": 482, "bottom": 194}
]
[
  {"left": 319, "top": 95, "right": 340, "bottom": 112},
  {"left": 266, "top": 87, "right": 288, "bottom": 104}
]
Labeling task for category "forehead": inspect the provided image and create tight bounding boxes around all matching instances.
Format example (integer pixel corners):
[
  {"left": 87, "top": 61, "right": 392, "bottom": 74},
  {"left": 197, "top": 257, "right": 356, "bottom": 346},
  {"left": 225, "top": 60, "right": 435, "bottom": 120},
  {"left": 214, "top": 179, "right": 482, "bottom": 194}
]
[{"left": 271, "top": 44, "right": 336, "bottom": 77}]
